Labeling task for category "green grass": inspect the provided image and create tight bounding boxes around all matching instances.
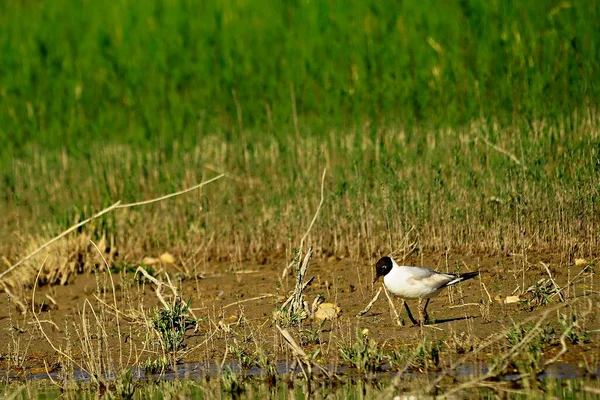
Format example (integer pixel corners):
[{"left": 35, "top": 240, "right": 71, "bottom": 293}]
[{"left": 1, "top": 0, "right": 598, "bottom": 154}]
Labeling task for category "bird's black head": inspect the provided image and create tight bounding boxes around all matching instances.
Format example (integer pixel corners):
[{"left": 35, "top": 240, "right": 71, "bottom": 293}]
[{"left": 373, "top": 256, "right": 393, "bottom": 283}]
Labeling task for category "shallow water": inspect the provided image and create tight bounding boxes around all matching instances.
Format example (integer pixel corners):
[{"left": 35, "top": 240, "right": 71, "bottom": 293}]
[
  {"left": 12, "top": 360, "right": 599, "bottom": 383},
  {"left": 2, "top": 361, "right": 600, "bottom": 399}
]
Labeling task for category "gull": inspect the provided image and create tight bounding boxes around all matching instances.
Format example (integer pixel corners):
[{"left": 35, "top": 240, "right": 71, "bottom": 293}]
[{"left": 373, "top": 256, "right": 479, "bottom": 326}]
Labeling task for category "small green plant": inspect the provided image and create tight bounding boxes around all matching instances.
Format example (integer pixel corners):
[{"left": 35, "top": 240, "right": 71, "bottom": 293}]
[
  {"left": 388, "top": 339, "right": 444, "bottom": 371},
  {"left": 231, "top": 340, "right": 258, "bottom": 371},
  {"left": 559, "top": 313, "right": 590, "bottom": 345},
  {"left": 388, "top": 346, "right": 412, "bottom": 370},
  {"left": 110, "top": 261, "right": 138, "bottom": 275},
  {"left": 506, "top": 325, "right": 528, "bottom": 347},
  {"left": 113, "top": 368, "right": 135, "bottom": 400},
  {"left": 273, "top": 307, "right": 306, "bottom": 328},
  {"left": 142, "top": 357, "right": 170, "bottom": 376},
  {"left": 299, "top": 321, "right": 325, "bottom": 346},
  {"left": 150, "top": 300, "right": 195, "bottom": 355},
  {"left": 137, "top": 266, "right": 157, "bottom": 284},
  {"left": 339, "top": 330, "right": 386, "bottom": 374},
  {"left": 503, "top": 323, "right": 556, "bottom": 378},
  {"left": 256, "top": 349, "right": 277, "bottom": 386},
  {"left": 506, "top": 324, "right": 554, "bottom": 348},
  {"left": 413, "top": 340, "right": 443, "bottom": 370},
  {"left": 221, "top": 366, "right": 244, "bottom": 397},
  {"left": 445, "top": 331, "right": 475, "bottom": 355},
  {"left": 389, "top": 339, "right": 443, "bottom": 372},
  {"left": 582, "top": 263, "right": 595, "bottom": 273}
]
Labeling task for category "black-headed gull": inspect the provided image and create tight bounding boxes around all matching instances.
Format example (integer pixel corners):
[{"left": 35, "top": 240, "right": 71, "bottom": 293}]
[{"left": 373, "top": 256, "right": 479, "bottom": 325}]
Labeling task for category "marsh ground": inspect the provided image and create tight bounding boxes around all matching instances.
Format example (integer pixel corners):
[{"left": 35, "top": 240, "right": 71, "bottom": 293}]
[{"left": 1, "top": 251, "right": 597, "bottom": 379}]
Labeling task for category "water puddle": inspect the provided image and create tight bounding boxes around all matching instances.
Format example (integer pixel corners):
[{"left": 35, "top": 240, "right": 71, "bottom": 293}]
[{"left": 9, "top": 360, "right": 598, "bottom": 383}]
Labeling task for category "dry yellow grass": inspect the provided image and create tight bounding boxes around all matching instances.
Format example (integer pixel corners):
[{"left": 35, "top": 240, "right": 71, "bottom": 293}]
[{"left": 2, "top": 116, "right": 599, "bottom": 283}]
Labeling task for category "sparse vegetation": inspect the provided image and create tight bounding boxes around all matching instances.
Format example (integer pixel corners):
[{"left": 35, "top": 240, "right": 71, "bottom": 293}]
[
  {"left": 150, "top": 300, "right": 195, "bottom": 356},
  {"left": 559, "top": 312, "right": 591, "bottom": 345},
  {"left": 141, "top": 356, "right": 170, "bottom": 376},
  {"left": 113, "top": 368, "right": 136, "bottom": 400},
  {"left": 273, "top": 248, "right": 318, "bottom": 327},
  {"left": 231, "top": 339, "right": 258, "bottom": 371},
  {"left": 220, "top": 366, "right": 244, "bottom": 397},
  {"left": 339, "top": 329, "right": 387, "bottom": 374}
]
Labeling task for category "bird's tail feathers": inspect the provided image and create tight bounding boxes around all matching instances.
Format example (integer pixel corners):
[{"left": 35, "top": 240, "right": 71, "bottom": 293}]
[
  {"left": 446, "top": 271, "right": 480, "bottom": 286},
  {"left": 459, "top": 271, "right": 480, "bottom": 281}
]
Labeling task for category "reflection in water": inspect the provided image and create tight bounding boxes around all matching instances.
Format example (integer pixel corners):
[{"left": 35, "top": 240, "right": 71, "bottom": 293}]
[{"left": 15, "top": 360, "right": 600, "bottom": 382}]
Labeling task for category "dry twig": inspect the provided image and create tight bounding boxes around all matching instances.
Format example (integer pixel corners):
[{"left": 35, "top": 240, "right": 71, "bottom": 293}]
[
  {"left": 223, "top": 294, "right": 275, "bottom": 309},
  {"left": 541, "top": 261, "right": 565, "bottom": 302},
  {"left": 478, "top": 134, "right": 528, "bottom": 170},
  {"left": 382, "top": 285, "right": 403, "bottom": 326},
  {"left": 357, "top": 287, "right": 382, "bottom": 317}
]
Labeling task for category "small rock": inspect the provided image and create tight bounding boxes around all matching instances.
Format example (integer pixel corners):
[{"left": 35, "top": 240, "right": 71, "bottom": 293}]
[
  {"left": 228, "top": 314, "right": 239, "bottom": 323},
  {"left": 142, "top": 257, "right": 159, "bottom": 266},
  {"left": 159, "top": 252, "right": 176, "bottom": 264},
  {"left": 575, "top": 258, "right": 588, "bottom": 267},
  {"left": 314, "top": 303, "right": 341, "bottom": 321},
  {"left": 504, "top": 295, "right": 521, "bottom": 304},
  {"left": 494, "top": 294, "right": 521, "bottom": 304}
]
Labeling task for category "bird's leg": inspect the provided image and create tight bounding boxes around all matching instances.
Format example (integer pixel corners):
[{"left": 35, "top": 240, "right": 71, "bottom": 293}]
[{"left": 403, "top": 300, "right": 419, "bottom": 326}]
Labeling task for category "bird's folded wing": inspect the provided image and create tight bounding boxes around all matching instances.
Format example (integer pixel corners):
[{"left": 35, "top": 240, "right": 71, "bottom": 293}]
[{"left": 406, "top": 268, "right": 455, "bottom": 289}]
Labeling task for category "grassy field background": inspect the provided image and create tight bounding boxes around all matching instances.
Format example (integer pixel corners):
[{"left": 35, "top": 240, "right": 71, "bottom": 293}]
[{"left": 1, "top": 0, "right": 599, "bottom": 267}]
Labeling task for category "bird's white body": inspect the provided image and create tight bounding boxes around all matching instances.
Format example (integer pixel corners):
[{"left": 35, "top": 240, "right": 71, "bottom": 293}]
[
  {"left": 383, "top": 258, "right": 464, "bottom": 300},
  {"left": 374, "top": 256, "right": 478, "bottom": 325}
]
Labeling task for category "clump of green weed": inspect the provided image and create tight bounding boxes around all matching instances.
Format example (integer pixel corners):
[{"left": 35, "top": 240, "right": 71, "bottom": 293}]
[
  {"left": 112, "top": 368, "right": 135, "bottom": 400},
  {"left": 390, "top": 339, "right": 443, "bottom": 372},
  {"left": 445, "top": 331, "right": 476, "bottom": 355},
  {"left": 506, "top": 325, "right": 531, "bottom": 347},
  {"left": 506, "top": 324, "right": 555, "bottom": 348},
  {"left": 299, "top": 321, "right": 325, "bottom": 346},
  {"left": 413, "top": 340, "right": 443, "bottom": 370},
  {"left": 559, "top": 313, "right": 590, "bottom": 345},
  {"left": 256, "top": 349, "right": 277, "bottom": 386},
  {"left": 110, "top": 261, "right": 139, "bottom": 275},
  {"left": 150, "top": 300, "right": 195, "bottom": 355},
  {"left": 387, "top": 346, "right": 412, "bottom": 370},
  {"left": 231, "top": 339, "right": 258, "bottom": 371},
  {"left": 273, "top": 307, "right": 307, "bottom": 328},
  {"left": 142, "top": 356, "right": 170, "bottom": 376},
  {"left": 340, "top": 329, "right": 386, "bottom": 374},
  {"left": 503, "top": 323, "right": 556, "bottom": 378},
  {"left": 221, "top": 366, "right": 244, "bottom": 397}
]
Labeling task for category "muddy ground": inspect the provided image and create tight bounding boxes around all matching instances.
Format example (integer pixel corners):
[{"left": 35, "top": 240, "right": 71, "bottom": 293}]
[{"left": 1, "top": 252, "right": 598, "bottom": 377}]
